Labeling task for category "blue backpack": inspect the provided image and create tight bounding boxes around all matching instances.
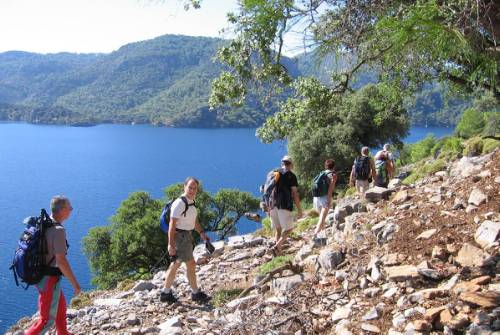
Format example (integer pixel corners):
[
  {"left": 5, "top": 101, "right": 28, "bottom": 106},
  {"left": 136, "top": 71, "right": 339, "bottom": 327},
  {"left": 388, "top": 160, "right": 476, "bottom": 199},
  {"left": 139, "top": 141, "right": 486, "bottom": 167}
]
[
  {"left": 10, "top": 209, "right": 54, "bottom": 289},
  {"left": 159, "top": 196, "right": 195, "bottom": 233}
]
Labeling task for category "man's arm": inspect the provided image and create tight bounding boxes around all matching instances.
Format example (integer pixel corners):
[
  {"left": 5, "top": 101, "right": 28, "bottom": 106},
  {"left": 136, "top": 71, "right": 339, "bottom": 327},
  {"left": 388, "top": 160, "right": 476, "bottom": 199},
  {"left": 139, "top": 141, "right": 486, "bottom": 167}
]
[
  {"left": 349, "top": 165, "right": 355, "bottom": 185},
  {"left": 291, "top": 186, "right": 303, "bottom": 218},
  {"left": 387, "top": 160, "right": 395, "bottom": 179},
  {"left": 168, "top": 217, "right": 178, "bottom": 256},
  {"left": 327, "top": 174, "right": 337, "bottom": 208},
  {"left": 55, "top": 254, "right": 80, "bottom": 295},
  {"left": 194, "top": 218, "right": 209, "bottom": 241},
  {"left": 370, "top": 159, "right": 376, "bottom": 179}
]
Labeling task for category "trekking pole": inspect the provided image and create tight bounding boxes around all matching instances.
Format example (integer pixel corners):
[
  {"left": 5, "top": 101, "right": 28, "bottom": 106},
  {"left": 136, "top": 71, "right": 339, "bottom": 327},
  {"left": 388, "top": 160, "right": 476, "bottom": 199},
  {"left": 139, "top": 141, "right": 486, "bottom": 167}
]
[{"left": 149, "top": 250, "right": 170, "bottom": 274}]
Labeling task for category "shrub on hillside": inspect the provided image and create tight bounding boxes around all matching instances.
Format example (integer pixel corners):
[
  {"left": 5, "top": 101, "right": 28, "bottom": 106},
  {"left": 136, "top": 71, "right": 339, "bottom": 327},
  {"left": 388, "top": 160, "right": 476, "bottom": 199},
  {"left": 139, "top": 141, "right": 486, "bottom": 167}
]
[
  {"left": 410, "top": 135, "right": 437, "bottom": 162},
  {"left": 431, "top": 136, "right": 463, "bottom": 160},
  {"left": 403, "top": 158, "right": 446, "bottom": 184},
  {"left": 463, "top": 137, "right": 484, "bottom": 157},
  {"left": 482, "top": 138, "right": 500, "bottom": 153},
  {"left": 455, "top": 108, "right": 485, "bottom": 139},
  {"left": 483, "top": 112, "right": 500, "bottom": 137}
]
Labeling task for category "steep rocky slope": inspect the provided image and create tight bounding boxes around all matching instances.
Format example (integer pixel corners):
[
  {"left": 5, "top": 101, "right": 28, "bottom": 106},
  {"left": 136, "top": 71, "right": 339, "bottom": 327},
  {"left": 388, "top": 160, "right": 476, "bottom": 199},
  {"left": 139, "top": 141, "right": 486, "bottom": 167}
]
[{"left": 7, "top": 150, "right": 499, "bottom": 335}]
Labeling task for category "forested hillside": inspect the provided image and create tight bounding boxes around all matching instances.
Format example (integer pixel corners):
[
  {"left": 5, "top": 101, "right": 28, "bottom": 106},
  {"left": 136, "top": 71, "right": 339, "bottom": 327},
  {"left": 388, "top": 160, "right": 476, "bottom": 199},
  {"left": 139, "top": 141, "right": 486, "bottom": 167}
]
[
  {"left": 0, "top": 34, "right": 464, "bottom": 127},
  {"left": 295, "top": 51, "right": 470, "bottom": 127},
  {"left": 0, "top": 35, "right": 282, "bottom": 127}
]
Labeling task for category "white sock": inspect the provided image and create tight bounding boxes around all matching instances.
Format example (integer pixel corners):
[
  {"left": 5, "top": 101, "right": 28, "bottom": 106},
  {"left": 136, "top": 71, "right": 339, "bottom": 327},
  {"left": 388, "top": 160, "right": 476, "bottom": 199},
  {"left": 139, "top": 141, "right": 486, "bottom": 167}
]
[
  {"left": 192, "top": 288, "right": 200, "bottom": 294},
  {"left": 162, "top": 287, "right": 172, "bottom": 294}
]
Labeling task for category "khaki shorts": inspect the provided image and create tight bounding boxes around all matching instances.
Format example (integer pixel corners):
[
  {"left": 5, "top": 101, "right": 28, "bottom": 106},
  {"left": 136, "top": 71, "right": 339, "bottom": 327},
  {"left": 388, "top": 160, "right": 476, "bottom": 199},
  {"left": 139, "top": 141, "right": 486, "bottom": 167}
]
[
  {"left": 356, "top": 179, "right": 370, "bottom": 195},
  {"left": 270, "top": 208, "right": 295, "bottom": 232},
  {"left": 173, "top": 229, "right": 194, "bottom": 262}
]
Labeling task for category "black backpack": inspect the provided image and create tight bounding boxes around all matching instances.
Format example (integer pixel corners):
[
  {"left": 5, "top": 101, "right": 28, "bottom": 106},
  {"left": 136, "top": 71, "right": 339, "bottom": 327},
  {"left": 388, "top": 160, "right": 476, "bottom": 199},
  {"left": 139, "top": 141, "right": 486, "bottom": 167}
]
[
  {"left": 10, "top": 209, "right": 54, "bottom": 289},
  {"left": 354, "top": 156, "right": 371, "bottom": 180}
]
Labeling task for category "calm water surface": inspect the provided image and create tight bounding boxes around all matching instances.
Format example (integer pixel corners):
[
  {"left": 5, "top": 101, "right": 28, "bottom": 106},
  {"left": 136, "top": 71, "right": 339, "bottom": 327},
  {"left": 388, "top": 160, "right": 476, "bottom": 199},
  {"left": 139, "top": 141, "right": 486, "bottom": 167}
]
[{"left": 0, "top": 123, "right": 452, "bottom": 332}]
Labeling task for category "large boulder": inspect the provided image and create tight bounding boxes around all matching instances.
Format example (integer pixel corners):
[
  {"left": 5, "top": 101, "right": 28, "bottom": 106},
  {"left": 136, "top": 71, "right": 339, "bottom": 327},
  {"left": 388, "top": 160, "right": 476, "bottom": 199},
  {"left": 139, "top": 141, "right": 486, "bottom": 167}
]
[
  {"left": 332, "top": 198, "right": 366, "bottom": 225},
  {"left": 132, "top": 280, "right": 156, "bottom": 292},
  {"left": 318, "top": 249, "right": 345, "bottom": 272},
  {"left": 385, "top": 265, "right": 419, "bottom": 282},
  {"left": 333, "top": 206, "right": 349, "bottom": 224},
  {"left": 365, "top": 187, "right": 393, "bottom": 203},
  {"left": 388, "top": 178, "right": 403, "bottom": 189},
  {"left": 391, "top": 190, "right": 410, "bottom": 204},
  {"left": 227, "top": 234, "right": 263, "bottom": 249},
  {"left": 331, "top": 306, "right": 352, "bottom": 323},
  {"left": 455, "top": 243, "right": 493, "bottom": 267},
  {"left": 295, "top": 243, "right": 314, "bottom": 262},
  {"left": 451, "top": 157, "right": 482, "bottom": 178},
  {"left": 474, "top": 221, "right": 500, "bottom": 249},
  {"left": 271, "top": 274, "right": 310, "bottom": 291},
  {"left": 468, "top": 189, "right": 488, "bottom": 206},
  {"left": 376, "top": 223, "right": 399, "bottom": 244}
]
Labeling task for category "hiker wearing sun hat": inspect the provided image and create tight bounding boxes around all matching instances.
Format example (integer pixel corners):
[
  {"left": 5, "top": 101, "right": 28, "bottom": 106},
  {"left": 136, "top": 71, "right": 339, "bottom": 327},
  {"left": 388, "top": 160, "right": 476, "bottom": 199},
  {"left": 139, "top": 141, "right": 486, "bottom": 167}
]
[{"left": 269, "top": 155, "right": 303, "bottom": 256}]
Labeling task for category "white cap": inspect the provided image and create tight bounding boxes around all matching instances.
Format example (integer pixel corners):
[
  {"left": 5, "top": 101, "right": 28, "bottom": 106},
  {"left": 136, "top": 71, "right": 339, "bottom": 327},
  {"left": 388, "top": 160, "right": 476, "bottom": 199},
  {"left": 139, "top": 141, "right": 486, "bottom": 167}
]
[{"left": 281, "top": 155, "right": 293, "bottom": 164}]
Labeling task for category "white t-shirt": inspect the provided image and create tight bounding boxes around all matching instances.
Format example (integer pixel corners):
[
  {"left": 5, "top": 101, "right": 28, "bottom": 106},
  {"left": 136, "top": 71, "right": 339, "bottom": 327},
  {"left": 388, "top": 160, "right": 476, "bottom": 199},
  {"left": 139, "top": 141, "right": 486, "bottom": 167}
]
[{"left": 171, "top": 197, "right": 197, "bottom": 230}]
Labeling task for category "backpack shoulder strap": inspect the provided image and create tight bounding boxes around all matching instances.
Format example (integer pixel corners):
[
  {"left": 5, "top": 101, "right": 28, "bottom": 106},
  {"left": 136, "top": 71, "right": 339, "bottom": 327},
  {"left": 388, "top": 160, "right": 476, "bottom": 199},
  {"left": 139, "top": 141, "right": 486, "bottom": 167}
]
[{"left": 179, "top": 196, "right": 193, "bottom": 217}]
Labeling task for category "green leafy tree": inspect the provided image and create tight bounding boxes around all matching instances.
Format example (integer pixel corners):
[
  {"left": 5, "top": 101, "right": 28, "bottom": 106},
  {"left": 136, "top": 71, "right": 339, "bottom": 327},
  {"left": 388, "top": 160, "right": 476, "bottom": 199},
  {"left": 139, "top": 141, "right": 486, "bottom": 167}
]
[
  {"left": 210, "top": 1, "right": 499, "bottom": 109},
  {"left": 83, "top": 185, "right": 260, "bottom": 289},
  {"left": 209, "top": 189, "right": 261, "bottom": 239},
  {"left": 455, "top": 108, "right": 486, "bottom": 139},
  {"left": 83, "top": 191, "right": 163, "bottom": 289},
  {"left": 410, "top": 135, "right": 437, "bottom": 162},
  {"left": 206, "top": 0, "right": 498, "bottom": 177},
  {"left": 277, "top": 82, "right": 409, "bottom": 182}
]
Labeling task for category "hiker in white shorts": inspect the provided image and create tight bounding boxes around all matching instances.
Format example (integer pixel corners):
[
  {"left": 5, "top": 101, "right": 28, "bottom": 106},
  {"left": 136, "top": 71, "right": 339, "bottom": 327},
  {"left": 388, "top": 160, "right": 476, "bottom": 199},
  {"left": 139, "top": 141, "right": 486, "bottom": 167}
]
[{"left": 270, "top": 155, "right": 303, "bottom": 255}]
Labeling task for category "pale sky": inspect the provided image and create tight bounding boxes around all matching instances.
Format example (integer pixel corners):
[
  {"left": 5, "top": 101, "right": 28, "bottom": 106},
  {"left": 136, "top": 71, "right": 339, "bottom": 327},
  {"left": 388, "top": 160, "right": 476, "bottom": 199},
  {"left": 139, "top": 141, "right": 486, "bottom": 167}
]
[{"left": 0, "top": 0, "right": 240, "bottom": 54}]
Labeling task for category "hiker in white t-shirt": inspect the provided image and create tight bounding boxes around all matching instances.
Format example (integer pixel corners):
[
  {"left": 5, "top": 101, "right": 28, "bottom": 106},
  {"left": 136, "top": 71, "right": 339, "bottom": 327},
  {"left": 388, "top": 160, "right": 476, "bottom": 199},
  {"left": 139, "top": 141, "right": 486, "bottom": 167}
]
[{"left": 160, "top": 177, "right": 211, "bottom": 304}]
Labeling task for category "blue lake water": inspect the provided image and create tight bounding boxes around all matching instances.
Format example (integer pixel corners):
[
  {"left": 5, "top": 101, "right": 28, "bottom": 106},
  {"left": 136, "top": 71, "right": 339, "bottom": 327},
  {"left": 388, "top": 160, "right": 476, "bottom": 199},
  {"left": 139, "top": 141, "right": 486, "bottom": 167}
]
[{"left": 0, "top": 123, "right": 453, "bottom": 332}]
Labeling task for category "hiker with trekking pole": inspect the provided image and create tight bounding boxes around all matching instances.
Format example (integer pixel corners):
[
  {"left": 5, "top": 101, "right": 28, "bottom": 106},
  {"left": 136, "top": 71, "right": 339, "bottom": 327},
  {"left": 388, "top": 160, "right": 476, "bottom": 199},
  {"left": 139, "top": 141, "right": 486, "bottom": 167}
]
[{"left": 158, "top": 177, "right": 212, "bottom": 304}]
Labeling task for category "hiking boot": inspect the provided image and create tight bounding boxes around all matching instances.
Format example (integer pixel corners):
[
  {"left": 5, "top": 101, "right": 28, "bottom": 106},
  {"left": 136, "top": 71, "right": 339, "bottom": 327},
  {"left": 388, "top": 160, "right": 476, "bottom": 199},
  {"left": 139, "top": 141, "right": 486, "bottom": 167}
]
[
  {"left": 160, "top": 291, "right": 178, "bottom": 304},
  {"left": 191, "top": 291, "right": 211, "bottom": 302}
]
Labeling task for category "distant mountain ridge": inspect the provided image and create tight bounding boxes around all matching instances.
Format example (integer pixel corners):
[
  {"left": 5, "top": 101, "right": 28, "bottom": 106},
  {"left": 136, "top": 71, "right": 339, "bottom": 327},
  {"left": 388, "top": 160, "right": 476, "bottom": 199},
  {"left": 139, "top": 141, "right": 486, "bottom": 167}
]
[{"left": 0, "top": 34, "right": 464, "bottom": 127}]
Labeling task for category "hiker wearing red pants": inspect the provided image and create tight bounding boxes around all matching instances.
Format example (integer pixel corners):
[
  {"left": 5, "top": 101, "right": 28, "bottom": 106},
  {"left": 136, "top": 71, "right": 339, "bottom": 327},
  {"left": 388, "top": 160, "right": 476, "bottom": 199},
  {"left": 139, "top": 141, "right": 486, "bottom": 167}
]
[{"left": 26, "top": 196, "right": 81, "bottom": 335}]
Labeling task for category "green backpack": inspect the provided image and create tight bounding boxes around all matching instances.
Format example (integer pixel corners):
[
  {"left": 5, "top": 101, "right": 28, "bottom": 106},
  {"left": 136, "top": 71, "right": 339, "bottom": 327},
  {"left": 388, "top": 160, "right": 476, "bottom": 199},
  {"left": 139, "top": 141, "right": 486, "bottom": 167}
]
[
  {"left": 375, "top": 159, "right": 387, "bottom": 182},
  {"left": 312, "top": 171, "right": 331, "bottom": 197}
]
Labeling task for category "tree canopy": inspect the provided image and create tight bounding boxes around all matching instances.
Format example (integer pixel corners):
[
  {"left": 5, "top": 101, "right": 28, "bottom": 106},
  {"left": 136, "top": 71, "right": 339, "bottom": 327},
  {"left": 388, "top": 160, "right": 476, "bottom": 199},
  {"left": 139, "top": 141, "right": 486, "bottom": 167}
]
[
  {"left": 210, "top": 0, "right": 499, "bottom": 108},
  {"left": 206, "top": 0, "right": 498, "bottom": 181}
]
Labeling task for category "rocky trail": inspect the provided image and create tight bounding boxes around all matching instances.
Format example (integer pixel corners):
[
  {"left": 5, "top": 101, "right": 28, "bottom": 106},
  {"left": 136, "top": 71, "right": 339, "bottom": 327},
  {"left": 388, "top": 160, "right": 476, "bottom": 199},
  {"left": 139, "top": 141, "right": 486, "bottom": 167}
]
[{"left": 7, "top": 150, "right": 500, "bottom": 335}]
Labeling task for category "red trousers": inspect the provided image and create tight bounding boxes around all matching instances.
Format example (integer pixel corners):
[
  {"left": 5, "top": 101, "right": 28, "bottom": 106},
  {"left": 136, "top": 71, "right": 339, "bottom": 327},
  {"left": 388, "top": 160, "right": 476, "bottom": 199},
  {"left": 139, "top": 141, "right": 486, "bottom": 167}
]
[{"left": 26, "top": 276, "right": 69, "bottom": 335}]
